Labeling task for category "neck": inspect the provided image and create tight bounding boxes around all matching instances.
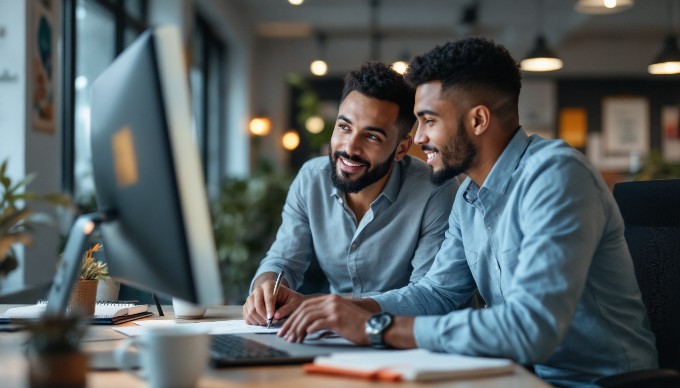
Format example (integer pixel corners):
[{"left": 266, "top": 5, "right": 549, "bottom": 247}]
[
  {"left": 466, "top": 126, "right": 517, "bottom": 187},
  {"left": 345, "top": 166, "right": 394, "bottom": 223}
]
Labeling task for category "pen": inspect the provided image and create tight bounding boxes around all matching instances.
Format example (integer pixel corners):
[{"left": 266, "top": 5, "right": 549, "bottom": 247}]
[{"left": 267, "top": 271, "right": 285, "bottom": 329}]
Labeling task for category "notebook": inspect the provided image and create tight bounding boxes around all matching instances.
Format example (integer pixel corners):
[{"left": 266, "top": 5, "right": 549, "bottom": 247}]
[
  {"left": 304, "top": 349, "right": 514, "bottom": 382},
  {"left": 0, "top": 301, "right": 152, "bottom": 325}
]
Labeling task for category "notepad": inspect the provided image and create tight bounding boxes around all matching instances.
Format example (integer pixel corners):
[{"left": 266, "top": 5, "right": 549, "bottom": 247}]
[
  {"left": 304, "top": 349, "right": 514, "bottom": 382},
  {"left": 0, "top": 301, "right": 151, "bottom": 325}
]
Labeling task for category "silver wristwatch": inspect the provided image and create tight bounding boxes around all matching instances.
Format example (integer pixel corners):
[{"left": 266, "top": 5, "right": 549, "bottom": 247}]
[{"left": 365, "top": 312, "right": 394, "bottom": 348}]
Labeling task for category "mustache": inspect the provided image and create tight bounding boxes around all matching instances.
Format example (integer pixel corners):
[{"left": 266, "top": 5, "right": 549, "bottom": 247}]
[
  {"left": 333, "top": 151, "right": 369, "bottom": 166},
  {"left": 421, "top": 145, "right": 439, "bottom": 152}
]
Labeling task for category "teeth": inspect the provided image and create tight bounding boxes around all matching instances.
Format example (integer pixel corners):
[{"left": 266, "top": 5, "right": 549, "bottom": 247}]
[
  {"left": 425, "top": 152, "right": 438, "bottom": 160},
  {"left": 341, "top": 158, "right": 363, "bottom": 167}
]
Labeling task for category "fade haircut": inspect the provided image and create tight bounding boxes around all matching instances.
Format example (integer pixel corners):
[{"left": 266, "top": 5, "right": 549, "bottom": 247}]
[
  {"left": 405, "top": 37, "right": 521, "bottom": 115},
  {"left": 341, "top": 61, "right": 416, "bottom": 138}
]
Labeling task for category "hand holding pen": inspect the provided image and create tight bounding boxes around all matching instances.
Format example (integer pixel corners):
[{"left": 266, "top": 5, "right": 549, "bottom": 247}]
[{"left": 266, "top": 271, "right": 285, "bottom": 329}]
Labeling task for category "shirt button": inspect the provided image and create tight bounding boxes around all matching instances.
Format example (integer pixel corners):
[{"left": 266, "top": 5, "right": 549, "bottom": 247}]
[
  {"left": 338, "top": 198, "right": 344, "bottom": 205},
  {"left": 486, "top": 226, "right": 492, "bottom": 234},
  {"left": 495, "top": 265, "right": 500, "bottom": 271},
  {"left": 351, "top": 243, "right": 357, "bottom": 250}
]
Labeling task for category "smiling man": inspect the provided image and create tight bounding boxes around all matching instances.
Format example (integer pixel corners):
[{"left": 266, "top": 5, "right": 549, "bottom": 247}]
[
  {"left": 277, "top": 39, "right": 658, "bottom": 386},
  {"left": 243, "top": 62, "right": 458, "bottom": 326}
]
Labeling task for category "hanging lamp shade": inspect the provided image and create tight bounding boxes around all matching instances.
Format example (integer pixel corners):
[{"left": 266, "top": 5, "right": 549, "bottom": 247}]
[
  {"left": 574, "top": 0, "right": 634, "bottom": 15},
  {"left": 520, "top": 36, "right": 563, "bottom": 72},
  {"left": 648, "top": 34, "right": 680, "bottom": 74}
]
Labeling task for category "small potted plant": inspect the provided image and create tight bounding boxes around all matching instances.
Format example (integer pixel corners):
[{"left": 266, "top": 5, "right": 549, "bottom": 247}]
[
  {"left": 0, "top": 159, "right": 72, "bottom": 280},
  {"left": 69, "top": 243, "right": 109, "bottom": 316},
  {"left": 25, "top": 315, "right": 89, "bottom": 387}
]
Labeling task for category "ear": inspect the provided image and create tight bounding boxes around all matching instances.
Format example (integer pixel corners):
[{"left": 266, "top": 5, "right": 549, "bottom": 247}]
[
  {"left": 469, "top": 105, "right": 491, "bottom": 136},
  {"left": 394, "top": 135, "right": 413, "bottom": 161}
]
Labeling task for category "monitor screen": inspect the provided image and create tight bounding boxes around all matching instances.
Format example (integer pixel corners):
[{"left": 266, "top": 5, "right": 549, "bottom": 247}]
[{"left": 86, "top": 26, "right": 223, "bottom": 306}]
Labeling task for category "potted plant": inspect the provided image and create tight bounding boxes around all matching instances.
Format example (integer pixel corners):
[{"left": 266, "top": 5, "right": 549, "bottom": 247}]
[
  {"left": 0, "top": 159, "right": 71, "bottom": 280},
  {"left": 69, "top": 243, "right": 109, "bottom": 316},
  {"left": 24, "top": 315, "right": 89, "bottom": 387},
  {"left": 212, "top": 162, "right": 291, "bottom": 303}
]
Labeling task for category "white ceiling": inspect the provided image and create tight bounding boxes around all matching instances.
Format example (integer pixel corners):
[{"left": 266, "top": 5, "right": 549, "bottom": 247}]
[{"left": 230, "top": 0, "right": 680, "bottom": 76}]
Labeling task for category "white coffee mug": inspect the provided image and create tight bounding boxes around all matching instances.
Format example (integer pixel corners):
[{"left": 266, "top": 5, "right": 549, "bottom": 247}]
[
  {"left": 172, "top": 298, "right": 207, "bottom": 320},
  {"left": 114, "top": 326, "right": 210, "bottom": 388}
]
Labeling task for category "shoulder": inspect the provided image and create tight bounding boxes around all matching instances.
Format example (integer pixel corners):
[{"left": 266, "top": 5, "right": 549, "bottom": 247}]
[
  {"left": 400, "top": 155, "right": 459, "bottom": 191},
  {"left": 522, "top": 137, "right": 594, "bottom": 175},
  {"left": 295, "top": 156, "right": 331, "bottom": 182},
  {"left": 518, "top": 136, "right": 608, "bottom": 194}
]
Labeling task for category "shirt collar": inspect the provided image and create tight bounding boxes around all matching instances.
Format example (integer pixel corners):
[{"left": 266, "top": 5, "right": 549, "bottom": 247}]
[{"left": 479, "top": 126, "right": 530, "bottom": 195}]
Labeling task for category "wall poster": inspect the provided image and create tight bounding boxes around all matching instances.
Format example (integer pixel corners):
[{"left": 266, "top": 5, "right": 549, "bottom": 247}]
[
  {"left": 602, "top": 96, "right": 649, "bottom": 156},
  {"left": 32, "top": 0, "right": 56, "bottom": 134}
]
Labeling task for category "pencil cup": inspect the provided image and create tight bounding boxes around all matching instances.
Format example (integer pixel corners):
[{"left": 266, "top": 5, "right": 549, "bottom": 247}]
[
  {"left": 172, "top": 298, "right": 207, "bottom": 320},
  {"left": 114, "top": 326, "right": 210, "bottom": 388}
]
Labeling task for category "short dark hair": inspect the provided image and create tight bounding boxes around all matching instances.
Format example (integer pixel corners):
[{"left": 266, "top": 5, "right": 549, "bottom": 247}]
[
  {"left": 341, "top": 61, "right": 415, "bottom": 138},
  {"left": 405, "top": 37, "right": 521, "bottom": 109}
]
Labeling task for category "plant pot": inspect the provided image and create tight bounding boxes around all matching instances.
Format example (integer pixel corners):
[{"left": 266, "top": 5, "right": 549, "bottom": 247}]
[
  {"left": 96, "top": 279, "right": 120, "bottom": 301},
  {"left": 69, "top": 280, "right": 98, "bottom": 316},
  {"left": 27, "top": 351, "right": 89, "bottom": 388}
]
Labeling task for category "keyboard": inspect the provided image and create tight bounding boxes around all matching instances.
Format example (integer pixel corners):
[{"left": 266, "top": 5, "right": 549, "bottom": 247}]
[{"left": 210, "top": 334, "right": 314, "bottom": 367}]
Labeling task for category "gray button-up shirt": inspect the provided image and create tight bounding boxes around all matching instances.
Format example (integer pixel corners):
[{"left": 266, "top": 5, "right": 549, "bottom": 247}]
[
  {"left": 373, "top": 128, "right": 657, "bottom": 386},
  {"left": 253, "top": 155, "right": 458, "bottom": 297}
]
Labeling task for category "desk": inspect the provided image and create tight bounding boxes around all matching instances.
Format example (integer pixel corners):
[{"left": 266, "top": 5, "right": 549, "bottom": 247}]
[{"left": 0, "top": 305, "right": 549, "bottom": 387}]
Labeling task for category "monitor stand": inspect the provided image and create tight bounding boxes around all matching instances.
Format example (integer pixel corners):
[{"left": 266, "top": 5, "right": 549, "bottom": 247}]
[{"left": 45, "top": 213, "right": 164, "bottom": 316}]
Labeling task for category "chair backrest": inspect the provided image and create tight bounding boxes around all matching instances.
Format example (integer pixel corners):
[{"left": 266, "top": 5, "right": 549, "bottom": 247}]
[{"left": 613, "top": 179, "right": 680, "bottom": 370}]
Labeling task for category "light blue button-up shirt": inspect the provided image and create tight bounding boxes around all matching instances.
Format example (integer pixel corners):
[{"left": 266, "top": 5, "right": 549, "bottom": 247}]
[
  {"left": 373, "top": 128, "right": 657, "bottom": 386},
  {"left": 253, "top": 155, "right": 458, "bottom": 297}
]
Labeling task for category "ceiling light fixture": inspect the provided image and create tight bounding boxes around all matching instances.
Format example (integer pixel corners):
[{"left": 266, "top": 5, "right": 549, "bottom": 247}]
[
  {"left": 391, "top": 51, "right": 410, "bottom": 75},
  {"left": 288, "top": 0, "right": 304, "bottom": 5},
  {"left": 249, "top": 116, "right": 271, "bottom": 136},
  {"left": 521, "top": 0, "right": 563, "bottom": 72},
  {"left": 310, "top": 32, "right": 328, "bottom": 76},
  {"left": 574, "top": 0, "right": 634, "bottom": 15},
  {"left": 282, "top": 130, "right": 301, "bottom": 150},
  {"left": 649, "top": 0, "right": 680, "bottom": 75}
]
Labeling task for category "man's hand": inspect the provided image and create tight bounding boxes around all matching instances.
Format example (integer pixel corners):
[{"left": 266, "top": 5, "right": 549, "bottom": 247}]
[
  {"left": 243, "top": 277, "right": 303, "bottom": 326},
  {"left": 277, "top": 294, "right": 375, "bottom": 344}
]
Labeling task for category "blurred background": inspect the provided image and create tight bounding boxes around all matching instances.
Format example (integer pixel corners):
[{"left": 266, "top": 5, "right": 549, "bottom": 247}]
[{"left": 2, "top": 0, "right": 680, "bottom": 300}]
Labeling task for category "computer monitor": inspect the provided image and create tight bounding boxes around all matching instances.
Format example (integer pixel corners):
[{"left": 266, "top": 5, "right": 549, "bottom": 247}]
[{"left": 45, "top": 26, "right": 223, "bottom": 314}]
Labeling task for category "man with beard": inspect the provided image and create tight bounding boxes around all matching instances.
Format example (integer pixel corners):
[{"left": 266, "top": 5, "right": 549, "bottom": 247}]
[
  {"left": 277, "top": 38, "right": 658, "bottom": 386},
  {"left": 243, "top": 62, "right": 458, "bottom": 326}
]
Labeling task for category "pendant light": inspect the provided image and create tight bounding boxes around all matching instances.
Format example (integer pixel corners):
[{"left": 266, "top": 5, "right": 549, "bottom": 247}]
[
  {"left": 310, "top": 32, "right": 328, "bottom": 76},
  {"left": 574, "top": 0, "right": 634, "bottom": 15},
  {"left": 649, "top": 0, "right": 680, "bottom": 75},
  {"left": 521, "top": 0, "right": 563, "bottom": 72}
]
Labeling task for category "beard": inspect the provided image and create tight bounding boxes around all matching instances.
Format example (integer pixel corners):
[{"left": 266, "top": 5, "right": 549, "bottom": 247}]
[
  {"left": 329, "top": 147, "right": 397, "bottom": 193},
  {"left": 427, "top": 117, "right": 477, "bottom": 186}
]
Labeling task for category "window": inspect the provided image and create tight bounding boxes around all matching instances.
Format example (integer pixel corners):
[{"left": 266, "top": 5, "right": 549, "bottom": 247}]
[
  {"left": 62, "top": 0, "right": 147, "bottom": 208},
  {"left": 191, "top": 16, "right": 227, "bottom": 199}
]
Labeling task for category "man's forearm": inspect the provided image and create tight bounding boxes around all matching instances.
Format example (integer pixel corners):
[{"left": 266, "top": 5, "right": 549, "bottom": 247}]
[
  {"left": 352, "top": 297, "right": 382, "bottom": 314},
  {"left": 384, "top": 316, "right": 417, "bottom": 349}
]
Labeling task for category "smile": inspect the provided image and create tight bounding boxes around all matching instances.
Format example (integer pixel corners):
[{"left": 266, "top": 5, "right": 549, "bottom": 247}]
[
  {"left": 424, "top": 151, "right": 439, "bottom": 161},
  {"left": 340, "top": 157, "right": 366, "bottom": 168}
]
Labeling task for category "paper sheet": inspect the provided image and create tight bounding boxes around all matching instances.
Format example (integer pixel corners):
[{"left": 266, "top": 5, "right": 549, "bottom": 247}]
[{"left": 113, "top": 319, "right": 279, "bottom": 337}]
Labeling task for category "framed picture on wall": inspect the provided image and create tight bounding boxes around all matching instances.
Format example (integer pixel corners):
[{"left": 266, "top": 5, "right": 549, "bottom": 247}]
[{"left": 602, "top": 96, "right": 649, "bottom": 155}]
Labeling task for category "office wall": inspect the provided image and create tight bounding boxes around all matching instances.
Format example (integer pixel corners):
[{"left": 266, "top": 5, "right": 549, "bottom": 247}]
[
  {"left": 0, "top": 0, "right": 62, "bottom": 292},
  {"left": 250, "top": 34, "right": 672, "bottom": 170}
]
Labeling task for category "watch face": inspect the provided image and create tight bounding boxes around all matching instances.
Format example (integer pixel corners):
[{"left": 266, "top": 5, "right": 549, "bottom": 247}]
[{"left": 367, "top": 312, "right": 393, "bottom": 334}]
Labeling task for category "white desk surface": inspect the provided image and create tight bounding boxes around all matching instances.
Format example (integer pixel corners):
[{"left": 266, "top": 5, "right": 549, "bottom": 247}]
[{"left": 0, "top": 304, "right": 550, "bottom": 388}]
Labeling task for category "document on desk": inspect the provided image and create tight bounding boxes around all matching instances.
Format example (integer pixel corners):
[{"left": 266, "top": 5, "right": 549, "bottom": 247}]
[
  {"left": 113, "top": 319, "right": 279, "bottom": 337},
  {"left": 304, "top": 349, "right": 514, "bottom": 382}
]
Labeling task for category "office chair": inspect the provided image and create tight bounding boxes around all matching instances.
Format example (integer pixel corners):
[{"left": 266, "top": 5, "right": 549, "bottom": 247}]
[{"left": 596, "top": 179, "right": 680, "bottom": 387}]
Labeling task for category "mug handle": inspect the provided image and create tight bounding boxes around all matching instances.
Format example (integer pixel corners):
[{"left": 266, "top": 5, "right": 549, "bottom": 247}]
[{"left": 114, "top": 337, "right": 145, "bottom": 380}]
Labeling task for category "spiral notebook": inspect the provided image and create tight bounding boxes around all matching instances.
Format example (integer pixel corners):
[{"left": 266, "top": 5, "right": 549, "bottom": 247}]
[{"left": 0, "top": 301, "right": 152, "bottom": 325}]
